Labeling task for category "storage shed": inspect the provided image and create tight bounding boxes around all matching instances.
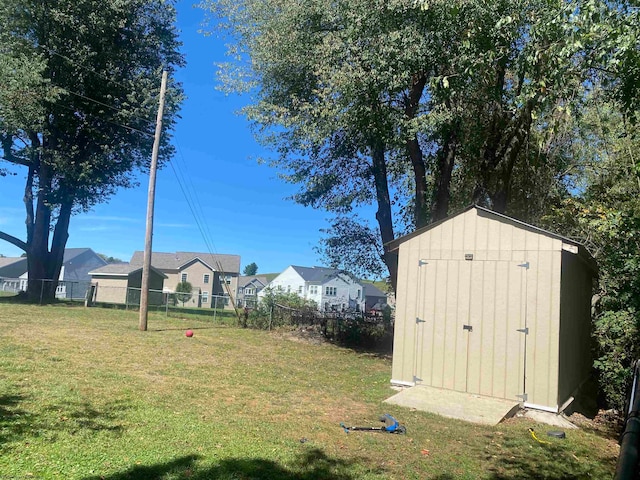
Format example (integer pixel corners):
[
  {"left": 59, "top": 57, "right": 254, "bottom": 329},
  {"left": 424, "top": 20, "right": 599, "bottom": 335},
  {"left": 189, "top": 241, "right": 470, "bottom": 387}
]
[
  {"left": 388, "top": 205, "right": 597, "bottom": 413},
  {"left": 89, "top": 264, "right": 167, "bottom": 306}
]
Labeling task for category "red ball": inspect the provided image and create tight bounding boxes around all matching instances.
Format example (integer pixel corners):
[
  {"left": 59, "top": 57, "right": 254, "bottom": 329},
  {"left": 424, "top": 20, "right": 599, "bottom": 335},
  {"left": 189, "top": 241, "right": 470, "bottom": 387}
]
[{"left": 185, "top": 330, "right": 194, "bottom": 337}]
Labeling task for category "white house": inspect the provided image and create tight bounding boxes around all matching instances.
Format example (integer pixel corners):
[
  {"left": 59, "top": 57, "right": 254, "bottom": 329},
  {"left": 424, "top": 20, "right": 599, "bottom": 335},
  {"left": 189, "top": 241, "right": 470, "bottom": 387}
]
[{"left": 259, "top": 266, "right": 365, "bottom": 312}]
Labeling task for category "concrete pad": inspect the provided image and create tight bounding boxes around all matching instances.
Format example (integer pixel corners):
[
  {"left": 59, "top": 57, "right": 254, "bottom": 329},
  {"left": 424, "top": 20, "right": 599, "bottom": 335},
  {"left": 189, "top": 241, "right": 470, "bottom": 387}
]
[
  {"left": 384, "top": 385, "right": 520, "bottom": 426},
  {"left": 523, "top": 409, "right": 578, "bottom": 429}
]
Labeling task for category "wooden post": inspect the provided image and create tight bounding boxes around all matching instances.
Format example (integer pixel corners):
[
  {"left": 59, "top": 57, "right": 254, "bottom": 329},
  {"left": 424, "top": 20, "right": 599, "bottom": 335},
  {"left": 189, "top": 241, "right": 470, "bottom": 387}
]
[{"left": 139, "top": 70, "right": 168, "bottom": 331}]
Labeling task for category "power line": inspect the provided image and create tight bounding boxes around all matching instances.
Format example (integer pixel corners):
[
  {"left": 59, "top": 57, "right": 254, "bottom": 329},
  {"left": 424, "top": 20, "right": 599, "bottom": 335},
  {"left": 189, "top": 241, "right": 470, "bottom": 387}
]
[
  {"left": 167, "top": 142, "right": 240, "bottom": 313},
  {"left": 48, "top": 82, "right": 156, "bottom": 127}
]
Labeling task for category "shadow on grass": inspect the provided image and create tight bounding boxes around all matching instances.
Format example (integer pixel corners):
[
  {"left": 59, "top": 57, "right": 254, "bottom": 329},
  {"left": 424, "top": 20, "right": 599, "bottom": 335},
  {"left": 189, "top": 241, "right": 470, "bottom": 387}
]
[
  {"left": 0, "top": 394, "right": 32, "bottom": 444},
  {"left": 0, "top": 394, "right": 127, "bottom": 453},
  {"left": 483, "top": 436, "right": 618, "bottom": 479},
  {"left": 82, "top": 449, "right": 366, "bottom": 480},
  {"left": 42, "top": 399, "right": 128, "bottom": 435}
]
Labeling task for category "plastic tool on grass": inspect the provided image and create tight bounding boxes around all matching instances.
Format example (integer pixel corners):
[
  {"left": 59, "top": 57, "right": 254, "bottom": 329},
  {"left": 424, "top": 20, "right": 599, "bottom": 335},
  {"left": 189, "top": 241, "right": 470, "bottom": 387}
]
[
  {"left": 340, "top": 414, "right": 406, "bottom": 434},
  {"left": 528, "top": 428, "right": 551, "bottom": 444}
]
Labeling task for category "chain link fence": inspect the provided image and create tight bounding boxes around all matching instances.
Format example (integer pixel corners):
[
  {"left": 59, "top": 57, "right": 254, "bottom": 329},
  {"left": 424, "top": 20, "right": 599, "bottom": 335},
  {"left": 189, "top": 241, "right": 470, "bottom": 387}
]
[{"left": 86, "top": 283, "right": 234, "bottom": 320}]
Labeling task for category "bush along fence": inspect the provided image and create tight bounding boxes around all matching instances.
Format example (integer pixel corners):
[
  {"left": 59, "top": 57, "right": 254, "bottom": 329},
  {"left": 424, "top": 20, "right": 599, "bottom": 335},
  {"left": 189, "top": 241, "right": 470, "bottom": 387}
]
[{"left": 243, "top": 295, "right": 394, "bottom": 352}]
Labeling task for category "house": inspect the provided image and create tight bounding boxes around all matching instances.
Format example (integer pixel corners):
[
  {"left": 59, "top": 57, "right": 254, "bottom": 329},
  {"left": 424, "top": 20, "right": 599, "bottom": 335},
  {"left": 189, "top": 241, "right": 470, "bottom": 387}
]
[
  {"left": 89, "top": 263, "right": 167, "bottom": 306},
  {"left": 362, "top": 282, "right": 388, "bottom": 313},
  {"left": 388, "top": 205, "right": 596, "bottom": 413},
  {"left": 237, "top": 275, "right": 269, "bottom": 308},
  {"left": 129, "top": 251, "right": 241, "bottom": 309},
  {"left": 0, "top": 257, "right": 27, "bottom": 292},
  {"left": 259, "top": 266, "right": 366, "bottom": 312},
  {"left": 0, "top": 248, "right": 106, "bottom": 299}
]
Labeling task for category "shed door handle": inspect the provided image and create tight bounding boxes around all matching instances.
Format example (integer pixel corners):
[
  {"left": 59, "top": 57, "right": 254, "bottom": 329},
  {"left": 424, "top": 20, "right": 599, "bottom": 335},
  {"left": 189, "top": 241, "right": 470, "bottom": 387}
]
[{"left": 463, "top": 324, "right": 473, "bottom": 332}]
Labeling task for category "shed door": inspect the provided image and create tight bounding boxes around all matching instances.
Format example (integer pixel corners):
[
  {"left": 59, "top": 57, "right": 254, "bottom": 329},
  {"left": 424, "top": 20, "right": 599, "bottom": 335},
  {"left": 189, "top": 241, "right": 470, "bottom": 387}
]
[{"left": 413, "top": 259, "right": 528, "bottom": 401}]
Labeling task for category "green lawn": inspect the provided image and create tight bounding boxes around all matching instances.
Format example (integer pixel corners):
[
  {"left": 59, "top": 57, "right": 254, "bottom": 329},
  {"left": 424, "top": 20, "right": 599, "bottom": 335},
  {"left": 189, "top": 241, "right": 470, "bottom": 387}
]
[{"left": 0, "top": 302, "right": 618, "bottom": 479}]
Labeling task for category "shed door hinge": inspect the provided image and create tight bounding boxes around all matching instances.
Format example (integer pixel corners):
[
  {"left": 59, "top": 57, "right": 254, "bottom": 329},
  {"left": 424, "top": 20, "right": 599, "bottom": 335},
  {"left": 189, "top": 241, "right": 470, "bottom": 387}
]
[
  {"left": 516, "top": 393, "right": 528, "bottom": 402},
  {"left": 518, "top": 262, "right": 530, "bottom": 269},
  {"left": 517, "top": 327, "right": 529, "bottom": 335},
  {"left": 413, "top": 375, "right": 423, "bottom": 383},
  {"left": 416, "top": 317, "right": 426, "bottom": 324},
  {"left": 419, "top": 260, "right": 428, "bottom": 266}
]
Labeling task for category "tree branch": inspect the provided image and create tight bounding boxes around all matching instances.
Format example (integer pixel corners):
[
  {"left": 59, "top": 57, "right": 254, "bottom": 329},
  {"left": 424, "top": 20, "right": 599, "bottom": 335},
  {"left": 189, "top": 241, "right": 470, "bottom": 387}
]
[{"left": 0, "top": 231, "right": 28, "bottom": 251}]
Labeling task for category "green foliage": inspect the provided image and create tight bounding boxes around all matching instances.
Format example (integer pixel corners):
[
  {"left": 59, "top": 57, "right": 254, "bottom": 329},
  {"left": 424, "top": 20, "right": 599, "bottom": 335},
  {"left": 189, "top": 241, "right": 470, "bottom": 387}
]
[
  {"left": 0, "top": 0, "right": 184, "bottom": 301},
  {"left": 593, "top": 310, "right": 639, "bottom": 409},
  {"left": 175, "top": 281, "right": 193, "bottom": 305},
  {"left": 316, "top": 215, "right": 387, "bottom": 279},
  {"left": 543, "top": 91, "right": 640, "bottom": 410},
  {"left": 242, "top": 262, "right": 258, "bottom": 275},
  {"left": 202, "top": 0, "right": 638, "bottom": 280}
]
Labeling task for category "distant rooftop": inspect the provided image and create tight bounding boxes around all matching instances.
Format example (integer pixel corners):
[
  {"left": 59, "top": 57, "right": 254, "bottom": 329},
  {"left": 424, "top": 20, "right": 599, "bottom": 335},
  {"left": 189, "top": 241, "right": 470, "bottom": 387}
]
[{"left": 130, "top": 251, "right": 240, "bottom": 273}]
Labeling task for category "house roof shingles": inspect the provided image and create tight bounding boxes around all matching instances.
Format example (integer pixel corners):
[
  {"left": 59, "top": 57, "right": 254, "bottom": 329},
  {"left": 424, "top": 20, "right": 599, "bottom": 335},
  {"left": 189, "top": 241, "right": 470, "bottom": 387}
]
[
  {"left": 362, "top": 283, "right": 387, "bottom": 298},
  {"left": 290, "top": 266, "right": 345, "bottom": 283},
  {"left": 239, "top": 275, "right": 269, "bottom": 288},
  {"left": 89, "top": 263, "right": 167, "bottom": 278},
  {"left": 130, "top": 251, "right": 240, "bottom": 273}
]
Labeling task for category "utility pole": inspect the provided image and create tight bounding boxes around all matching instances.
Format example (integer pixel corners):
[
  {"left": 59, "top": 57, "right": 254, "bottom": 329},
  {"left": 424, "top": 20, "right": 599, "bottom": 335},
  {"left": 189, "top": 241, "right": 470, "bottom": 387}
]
[{"left": 139, "top": 70, "right": 168, "bottom": 331}]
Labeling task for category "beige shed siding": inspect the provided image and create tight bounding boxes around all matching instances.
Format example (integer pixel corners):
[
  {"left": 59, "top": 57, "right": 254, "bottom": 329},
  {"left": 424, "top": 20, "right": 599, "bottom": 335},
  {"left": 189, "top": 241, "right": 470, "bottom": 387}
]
[
  {"left": 94, "top": 277, "right": 128, "bottom": 304},
  {"left": 557, "top": 250, "right": 593, "bottom": 406},
  {"left": 392, "top": 208, "right": 568, "bottom": 410}
]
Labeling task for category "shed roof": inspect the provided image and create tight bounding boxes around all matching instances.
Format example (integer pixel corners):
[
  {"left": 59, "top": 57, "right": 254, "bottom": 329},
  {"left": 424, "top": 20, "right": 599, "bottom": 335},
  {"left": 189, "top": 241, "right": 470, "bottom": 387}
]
[
  {"left": 387, "top": 205, "right": 596, "bottom": 269},
  {"left": 130, "top": 251, "right": 240, "bottom": 273},
  {"left": 89, "top": 263, "right": 167, "bottom": 278}
]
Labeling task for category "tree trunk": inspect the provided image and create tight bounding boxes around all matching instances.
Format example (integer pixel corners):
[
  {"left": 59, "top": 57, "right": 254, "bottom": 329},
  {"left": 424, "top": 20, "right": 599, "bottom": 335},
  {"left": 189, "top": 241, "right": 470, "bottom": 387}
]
[
  {"left": 404, "top": 73, "right": 429, "bottom": 229},
  {"left": 431, "top": 125, "right": 458, "bottom": 222},
  {"left": 407, "top": 135, "right": 429, "bottom": 228},
  {"left": 27, "top": 163, "right": 53, "bottom": 302},
  {"left": 370, "top": 141, "right": 398, "bottom": 291}
]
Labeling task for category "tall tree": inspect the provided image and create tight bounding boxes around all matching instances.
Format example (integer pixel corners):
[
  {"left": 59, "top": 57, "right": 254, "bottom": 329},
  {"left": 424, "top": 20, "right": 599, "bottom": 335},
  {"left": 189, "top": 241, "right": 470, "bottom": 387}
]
[
  {"left": 542, "top": 91, "right": 640, "bottom": 409},
  {"left": 0, "top": 0, "right": 184, "bottom": 302},
  {"left": 203, "top": 0, "right": 637, "bottom": 285},
  {"left": 243, "top": 262, "right": 258, "bottom": 275}
]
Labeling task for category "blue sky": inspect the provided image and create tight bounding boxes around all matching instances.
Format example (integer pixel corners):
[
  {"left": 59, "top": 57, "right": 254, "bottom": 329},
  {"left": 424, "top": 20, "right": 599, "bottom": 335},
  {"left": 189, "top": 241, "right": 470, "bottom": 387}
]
[{"left": 0, "top": 1, "right": 361, "bottom": 275}]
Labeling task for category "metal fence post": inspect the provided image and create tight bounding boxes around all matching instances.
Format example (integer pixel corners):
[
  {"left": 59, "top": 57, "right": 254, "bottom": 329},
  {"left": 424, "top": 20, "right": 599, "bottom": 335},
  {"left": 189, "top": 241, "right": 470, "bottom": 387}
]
[{"left": 39, "top": 279, "right": 44, "bottom": 305}]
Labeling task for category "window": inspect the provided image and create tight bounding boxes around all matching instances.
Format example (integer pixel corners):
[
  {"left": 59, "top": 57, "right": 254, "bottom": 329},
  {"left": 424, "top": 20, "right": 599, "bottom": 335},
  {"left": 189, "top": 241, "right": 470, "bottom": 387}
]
[
  {"left": 287, "top": 285, "right": 291, "bottom": 293},
  {"left": 220, "top": 275, "right": 231, "bottom": 285},
  {"left": 298, "top": 286, "right": 303, "bottom": 294},
  {"left": 203, "top": 274, "right": 210, "bottom": 284},
  {"left": 325, "top": 286, "right": 337, "bottom": 296},
  {"left": 309, "top": 285, "right": 318, "bottom": 295},
  {"left": 181, "top": 273, "right": 188, "bottom": 283},
  {"left": 245, "top": 287, "right": 255, "bottom": 296},
  {"left": 356, "top": 289, "right": 361, "bottom": 299},
  {"left": 202, "top": 291, "right": 209, "bottom": 303}
]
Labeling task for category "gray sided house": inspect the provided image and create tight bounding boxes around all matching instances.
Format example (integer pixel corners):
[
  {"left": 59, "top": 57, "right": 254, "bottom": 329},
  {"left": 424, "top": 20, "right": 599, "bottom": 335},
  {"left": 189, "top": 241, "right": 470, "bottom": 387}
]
[
  {"left": 0, "top": 257, "right": 27, "bottom": 292},
  {"left": 0, "top": 248, "right": 106, "bottom": 299},
  {"left": 89, "top": 263, "right": 167, "bottom": 306},
  {"left": 389, "top": 205, "right": 596, "bottom": 413},
  {"left": 362, "top": 283, "right": 388, "bottom": 312},
  {"left": 130, "top": 251, "right": 241, "bottom": 309},
  {"left": 237, "top": 275, "right": 268, "bottom": 308}
]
